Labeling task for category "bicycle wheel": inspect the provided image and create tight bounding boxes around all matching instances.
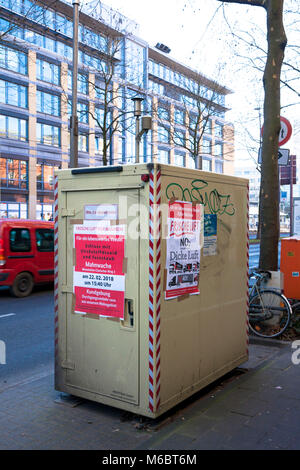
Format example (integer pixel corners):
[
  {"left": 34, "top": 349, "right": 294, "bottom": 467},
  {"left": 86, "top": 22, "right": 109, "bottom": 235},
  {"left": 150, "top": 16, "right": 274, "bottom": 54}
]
[
  {"left": 248, "top": 289, "right": 291, "bottom": 338},
  {"left": 292, "top": 302, "right": 300, "bottom": 317}
]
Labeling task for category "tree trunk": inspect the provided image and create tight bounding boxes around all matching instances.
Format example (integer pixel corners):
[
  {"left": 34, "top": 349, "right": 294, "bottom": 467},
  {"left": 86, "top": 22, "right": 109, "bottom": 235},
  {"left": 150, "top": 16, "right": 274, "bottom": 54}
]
[
  {"left": 259, "top": 0, "right": 286, "bottom": 270},
  {"left": 216, "top": 0, "right": 287, "bottom": 271}
]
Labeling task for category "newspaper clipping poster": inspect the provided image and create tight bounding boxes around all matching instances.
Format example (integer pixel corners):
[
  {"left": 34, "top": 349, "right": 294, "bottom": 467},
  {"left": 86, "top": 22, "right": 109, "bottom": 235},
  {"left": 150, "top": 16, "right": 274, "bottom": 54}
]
[{"left": 165, "top": 201, "right": 203, "bottom": 300}]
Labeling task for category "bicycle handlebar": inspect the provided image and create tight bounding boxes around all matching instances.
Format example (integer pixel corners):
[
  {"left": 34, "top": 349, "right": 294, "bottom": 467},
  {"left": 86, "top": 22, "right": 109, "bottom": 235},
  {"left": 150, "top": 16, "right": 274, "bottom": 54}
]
[{"left": 249, "top": 269, "right": 271, "bottom": 281}]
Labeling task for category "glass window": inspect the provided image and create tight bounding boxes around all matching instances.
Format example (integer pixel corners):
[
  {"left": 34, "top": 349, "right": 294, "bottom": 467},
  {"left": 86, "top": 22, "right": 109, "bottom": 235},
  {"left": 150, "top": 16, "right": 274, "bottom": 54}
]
[
  {"left": 157, "top": 125, "right": 169, "bottom": 144},
  {"left": 0, "top": 157, "right": 5, "bottom": 180},
  {"left": 205, "top": 118, "right": 212, "bottom": 134},
  {"left": 0, "top": 114, "right": 6, "bottom": 137},
  {"left": 37, "top": 90, "right": 60, "bottom": 116},
  {"left": 215, "top": 160, "right": 223, "bottom": 173},
  {"left": 37, "top": 123, "right": 60, "bottom": 147},
  {"left": 78, "top": 73, "right": 88, "bottom": 94},
  {"left": 95, "top": 134, "right": 103, "bottom": 154},
  {"left": 36, "top": 59, "right": 60, "bottom": 85},
  {"left": 157, "top": 105, "right": 169, "bottom": 121},
  {"left": 174, "top": 108, "right": 185, "bottom": 126},
  {"left": 174, "top": 152, "right": 185, "bottom": 167},
  {"left": 1, "top": 158, "right": 28, "bottom": 188},
  {"left": 44, "top": 37, "right": 56, "bottom": 52},
  {"left": 36, "top": 163, "right": 57, "bottom": 191},
  {"left": 77, "top": 102, "right": 88, "bottom": 123},
  {"left": 186, "top": 155, "right": 195, "bottom": 169},
  {"left": 78, "top": 134, "right": 88, "bottom": 152},
  {"left": 174, "top": 129, "right": 186, "bottom": 147},
  {"left": 0, "top": 80, "right": 4, "bottom": 103},
  {"left": 0, "top": 18, "right": 10, "bottom": 33},
  {"left": 125, "top": 39, "right": 146, "bottom": 87},
  {"left": 43, "top": 10, "right": 55, "bottom": 30},
  {"left": 68, "top": 70, "right": 88, "bottom": 95},
  {"left": 55, "top": 13, "right": 67, "bottom": 34},
  {"left": 7, "top": 158, "right": 19, "bottom": 185},
  {"left": 148, "top": 60, "right": 154, "bottom": 75},
  {"left": 158, "top": 148, "right": 169, "bottom": 164},
  {"left": 214, "top": 142, "right": 223, "bottom": 157},
  {"left": 65, "top": 19, "right": 73, "bottom": 38},
  {"left": 214, "top": 122, "right": 223, "bottom": 139},
  {"left": 0, "top": 116, "right": 28, "bottom": 141},
  {"left": 19, "top": 119, "right": 27, "bottom": 141},
  {"left": 9, "top": 228, "right": 31, "bottom": 252},
  {"left": 0, "top": 80, "right": 28, "bottom": 108},
  {"left": 36, "top": 229, "right": 54, "bottom": 252},
  {"left": 202, "top": 158, "right": 212, "bottom": 172},
  {"left": 0, "top": 44, "right": 27, "bottom": 74},
  {"left": 202, "top": 138, "right": 212, "bottom": 154},
  {"left": 56, "top": 41, "right": 65, "bottom": 57}
]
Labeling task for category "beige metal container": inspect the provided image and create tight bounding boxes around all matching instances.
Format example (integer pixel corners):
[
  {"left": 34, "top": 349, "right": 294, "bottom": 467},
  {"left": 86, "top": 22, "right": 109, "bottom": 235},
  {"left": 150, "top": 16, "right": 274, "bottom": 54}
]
[{"left": 54, "top": 163, "right": 249, "bottom": 418}]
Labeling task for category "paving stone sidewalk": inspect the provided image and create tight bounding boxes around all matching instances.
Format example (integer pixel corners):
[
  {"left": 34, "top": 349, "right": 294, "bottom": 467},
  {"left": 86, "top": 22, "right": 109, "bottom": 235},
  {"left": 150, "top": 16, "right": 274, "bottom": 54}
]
[{"left": 0, "top": 339, "right": 299, "bottom": 450}]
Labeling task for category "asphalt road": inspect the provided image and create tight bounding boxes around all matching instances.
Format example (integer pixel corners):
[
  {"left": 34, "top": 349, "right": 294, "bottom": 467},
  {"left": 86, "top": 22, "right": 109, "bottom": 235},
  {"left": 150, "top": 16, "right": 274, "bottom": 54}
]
[{"left": 0, "top": 286, "right": 54, "bottom": 393}]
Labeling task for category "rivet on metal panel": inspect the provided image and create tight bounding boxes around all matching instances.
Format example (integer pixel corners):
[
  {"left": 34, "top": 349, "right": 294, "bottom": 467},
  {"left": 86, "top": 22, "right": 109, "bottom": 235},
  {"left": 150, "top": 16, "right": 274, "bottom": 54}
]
[{"left": 61, "top": 208, "right": 76, "bottom": 217}]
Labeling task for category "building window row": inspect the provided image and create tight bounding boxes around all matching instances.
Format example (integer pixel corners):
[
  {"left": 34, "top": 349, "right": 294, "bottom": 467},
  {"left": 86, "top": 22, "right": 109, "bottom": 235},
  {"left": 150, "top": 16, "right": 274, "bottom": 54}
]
[
  {"left": 36, "top": 163, "right": 59, "bottom": 191},
  {"left": 0, "top": 79, "right": 27, "bottom": 108},
  {"left": 0, "top": 42, "right": 27, "bottom": 75},
  {"left": 0, "top": 114, "right": 27, "bottom": 141},
  {"left": 67, "top": 70, "right": 89, "bottom": 95},
  {"left": 1, "top": 1, "right": 108, "bottom": 51},
  {"left": 148, "top": 59, "right": 226, "bottom": 107},
  {"left": 36, "top": 58, "right": 60, "bottom": 85},
  {"left": 36, "top": 122, "right": 60, "bottom": 147},
  {"left": 0, "top": 157, "right": 27, "bottom": 188},
  {"left": 0, "top": 201, "right": 27, "bottom": 219},
  {"left": 37, "top": 90, "right": 60, "bottom": 116},
  {"left": 0, "top": 17, "right": 110, "bottom": 74}
]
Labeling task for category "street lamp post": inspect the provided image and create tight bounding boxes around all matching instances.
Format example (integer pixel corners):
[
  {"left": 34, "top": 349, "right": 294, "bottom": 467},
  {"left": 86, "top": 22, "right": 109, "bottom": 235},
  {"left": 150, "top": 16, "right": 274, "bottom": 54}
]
[
  {"left": 70, "top": 0, "right": 80, "bottom": 168},
  {"left": 132, "top": 97, "right": 143, "bottom": 164}
]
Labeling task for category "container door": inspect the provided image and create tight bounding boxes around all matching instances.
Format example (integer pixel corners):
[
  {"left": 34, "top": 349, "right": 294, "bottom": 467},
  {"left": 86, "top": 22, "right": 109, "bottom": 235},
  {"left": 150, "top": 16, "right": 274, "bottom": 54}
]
[
  {"left": 64, "top": 189, "right": 140, "bottom": 405},
  {"left": 34, "top": 227, "right": 54, "bottom": 281}
]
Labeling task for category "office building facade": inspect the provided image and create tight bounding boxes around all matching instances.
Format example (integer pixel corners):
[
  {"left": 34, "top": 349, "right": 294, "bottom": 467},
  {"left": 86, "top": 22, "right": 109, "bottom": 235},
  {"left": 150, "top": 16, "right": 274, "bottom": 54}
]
[{"left": 0, "top": 0, "right": 234, "bottom": 220}]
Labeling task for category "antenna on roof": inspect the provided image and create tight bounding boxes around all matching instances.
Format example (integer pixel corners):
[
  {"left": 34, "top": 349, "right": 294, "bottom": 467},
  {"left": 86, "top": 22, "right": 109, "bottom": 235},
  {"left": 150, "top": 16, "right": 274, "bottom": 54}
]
[{"left": 155, "top": 43, "right": 171, "bottom": 54}]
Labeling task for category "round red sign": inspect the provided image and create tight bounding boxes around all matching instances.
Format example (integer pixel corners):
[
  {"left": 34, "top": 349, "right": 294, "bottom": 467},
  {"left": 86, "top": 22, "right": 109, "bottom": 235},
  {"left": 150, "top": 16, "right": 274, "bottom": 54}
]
[{"left": 261, "top": 116, "right": 292, "bottom": 147}]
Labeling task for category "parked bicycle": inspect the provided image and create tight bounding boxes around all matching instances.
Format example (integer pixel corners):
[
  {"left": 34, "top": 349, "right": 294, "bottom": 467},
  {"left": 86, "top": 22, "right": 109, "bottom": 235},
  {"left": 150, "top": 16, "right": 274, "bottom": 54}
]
[{"left": 248, "top": 269, "right": 292, "bottom": 338}]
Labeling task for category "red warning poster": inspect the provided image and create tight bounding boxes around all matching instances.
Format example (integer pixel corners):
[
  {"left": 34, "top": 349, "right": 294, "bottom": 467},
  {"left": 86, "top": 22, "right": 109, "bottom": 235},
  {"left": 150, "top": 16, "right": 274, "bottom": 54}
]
[
  {"left": 73, "top": 222, "right": 125, "bottom": 319},
  {"left": 165, "top": 201, "right": 203, "bottom": 300}
]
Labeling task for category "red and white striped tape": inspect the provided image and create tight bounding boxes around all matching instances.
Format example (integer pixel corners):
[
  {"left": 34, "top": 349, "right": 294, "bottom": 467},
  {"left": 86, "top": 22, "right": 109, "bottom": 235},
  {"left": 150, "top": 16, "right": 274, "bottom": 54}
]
[
  {"left": 149, "top": 168, "right": 161, "bottom": 413},
  {"left": 54, "top": 175, "right": 59, "bottom": 363},
  {"left": 245, "top": 183, "right": 250, "bottom": 355}
]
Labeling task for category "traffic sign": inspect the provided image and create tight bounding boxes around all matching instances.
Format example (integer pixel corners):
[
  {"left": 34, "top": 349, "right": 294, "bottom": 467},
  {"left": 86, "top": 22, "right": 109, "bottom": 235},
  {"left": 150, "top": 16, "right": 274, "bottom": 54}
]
[
  {"left": 261, "top": 116, "right": 292, "bottom": 147},
  {"left": 258, "top": 147, "right": 290, "bottom": 165}
]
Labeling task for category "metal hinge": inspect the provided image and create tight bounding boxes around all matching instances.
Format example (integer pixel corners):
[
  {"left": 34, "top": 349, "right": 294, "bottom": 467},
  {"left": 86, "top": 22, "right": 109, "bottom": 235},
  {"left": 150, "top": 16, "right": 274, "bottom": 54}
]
[
  {"left": 61, "top": 360, "right": 75, "bottom": 370},
  {"left": 61, "top": 208, "right": 75, "bottom": 217},
  {"left": 61, "top": 285, "right": 73, "bottom": 294}
]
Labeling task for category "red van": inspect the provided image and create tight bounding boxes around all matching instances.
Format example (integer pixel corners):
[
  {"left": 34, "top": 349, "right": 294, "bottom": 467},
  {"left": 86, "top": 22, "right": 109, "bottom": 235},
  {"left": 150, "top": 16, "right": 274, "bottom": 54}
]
[{"left": 0, "top": 219, "right": 54, "bottom": 297}]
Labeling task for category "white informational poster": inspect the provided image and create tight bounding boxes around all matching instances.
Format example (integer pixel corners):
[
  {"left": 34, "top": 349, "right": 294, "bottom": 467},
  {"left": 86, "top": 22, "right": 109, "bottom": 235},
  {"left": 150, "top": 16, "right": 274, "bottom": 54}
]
[
  {"left": 84, "top": 204, "right": 118, "bottom": 221},
  {"left": 293, "top": 199, "right": 300, "bottom": 236},
  {"left": 203, "top": 214, "right": 217, "bottom": 257},
  {"left": 165, "top": 200, "right": 203, "bottom": 300}
]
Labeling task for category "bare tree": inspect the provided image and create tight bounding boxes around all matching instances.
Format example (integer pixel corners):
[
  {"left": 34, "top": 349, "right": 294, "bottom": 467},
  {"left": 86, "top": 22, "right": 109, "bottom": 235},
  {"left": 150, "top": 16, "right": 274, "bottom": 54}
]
[
  {"left": 156, "top": 72, "right": 230, "bottom": 169},
  {"left": 0, "top": 1, "right": 59, "bottom": 40},
  {"left": 217, "top": 0, "right": 287, "bottom": 271},
  {"left": 64, "top": 2, "right": 145, "bottom": 165}
]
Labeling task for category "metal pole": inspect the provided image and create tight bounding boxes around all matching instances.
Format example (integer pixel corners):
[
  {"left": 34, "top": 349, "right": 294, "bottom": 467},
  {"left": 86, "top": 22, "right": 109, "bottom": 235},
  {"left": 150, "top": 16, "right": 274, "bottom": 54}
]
[
  {"left": 290, "top": 155, "right": 294, "bottom": 236},
  {"left": 135, "top": 117, "right": 140, "bottom": 164},
  {"left": 70, "top": 0, "right": 79, "bottom": 168}
]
